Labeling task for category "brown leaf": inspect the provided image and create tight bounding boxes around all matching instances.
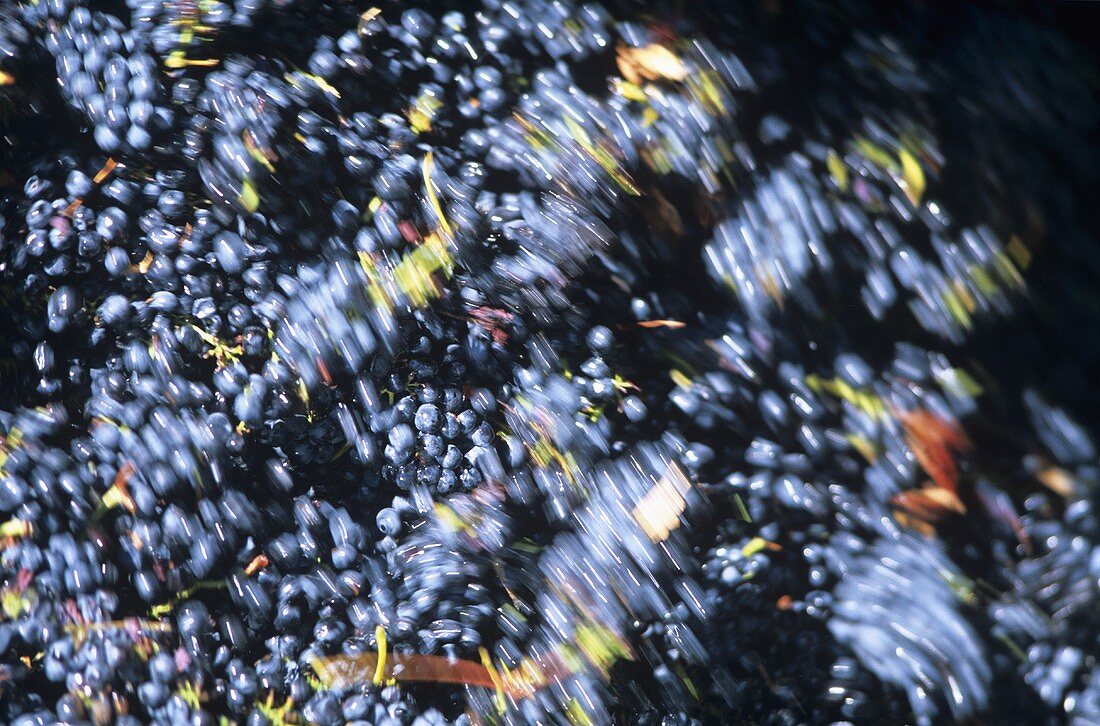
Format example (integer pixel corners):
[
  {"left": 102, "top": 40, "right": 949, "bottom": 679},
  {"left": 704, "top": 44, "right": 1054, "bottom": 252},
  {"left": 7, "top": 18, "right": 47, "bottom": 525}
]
[
  {"left": 92, "top": 157, "right": 118, "bottom": 185},
  {"left": 63, "top": 199, "right": 84, "bottom": 218},
  {"left": 892, "top": 509, "right": 937, "bottom": 537},
  {"left": 110, "top": 462, "right": 137, "bottom": 514},
  {"left": 892, "top": 486, "right": 966, "bottom": 522},
  {"left": 310, "top": 650, "right": 575, "bottom": 700},
  {"left": 616, "top": 44, "right": 688, "bottom": 85},
  {"left": 1037, "top": 464, "right": 1075, "bottom": 498},
  {"left": 897, "top": 408, "right": 970, "bottom": 493},
  {"left": 636, "top": 320, "right": 686, "bottom": 329},
  {"left": 131, "top": 251, "right": 155, "bottom": 274},
  {"left": 313, "top": 652, "right": 494, "bottom": 691},
  {"left": 245, "top": 554, "right": 269, "bottom": 576},
  {"left": 639, "top": 187, "right": 685, "bottom": 240}
]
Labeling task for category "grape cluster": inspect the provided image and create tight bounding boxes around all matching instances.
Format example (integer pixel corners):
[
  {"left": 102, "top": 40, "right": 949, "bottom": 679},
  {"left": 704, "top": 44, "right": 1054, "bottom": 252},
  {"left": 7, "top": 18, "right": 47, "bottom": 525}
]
[{"left": 3, "top": 1, "right": 1099, "bottom": 724}]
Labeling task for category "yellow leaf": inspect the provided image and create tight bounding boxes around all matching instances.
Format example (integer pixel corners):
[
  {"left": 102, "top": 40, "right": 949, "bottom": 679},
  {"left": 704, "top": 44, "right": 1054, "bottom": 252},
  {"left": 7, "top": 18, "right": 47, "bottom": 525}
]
[
  {"left": 561, "top": 112, "right": 639, "bottom": 193},
  {"left": 566, "top": 698, "right": 595, "bottom": 726},
  {"left": 243, "top": 133, "right": 276, "bottom": 173},
  {"left": 0, "top": 517, "right": 31, "bottom": 539},
  {"left": 687, "top": 69, "right": 727, "bottom": 116},
  {"left": 304, "top": 72, "right": 341, "bottom": 99},
  {"left": 422, "top": 152, "right": 452, "bottom": 238},
  {"left": 826, "top": 149, "right": 849, "bottom": 192},
  {"left": 942, "top": 286, "right": 973, "bottom": 329},
  {"left": 165, "top": 51, "right": 188, "bottom": 70},
  {"left": 240, "top": 178, "right": 260, "bottom": 213},
  {"left": 899, "top": 148, "right": 926, "bottom": 205},
  {"left": 669, "top": 369, "right": 693, "bottom": 389},
  {"left": 563, "top": 115, "right": 593, "bottom": 147},
  {"left": 993, "top": 250, "right": 1026, "bottom": 289},
  {"left": 846, "top": 433, "right": 878, "bottom": 463},
  {"left": 854, "top": 136, "right": 897, "bottom": 172},
  {"left": 1006, "top": 234, "right": 1032, "bottom": 270},
  {"left": 2, "top": 588, "right": 27, "bottom": 619},
  {"left": 372, "top": 625, "right": 388, "bottom": 686},
  {"left": 407, "top": 94, "right": 441, "bottom": 134},
  {"left": 741, "top": 537, "right": 768, "bottom": 557},
  {"left": 358, "top": 7, "right": 382, "bottom": 36},
  {"left": 613, "top": 78, "right": 648, "bottom": 103}
]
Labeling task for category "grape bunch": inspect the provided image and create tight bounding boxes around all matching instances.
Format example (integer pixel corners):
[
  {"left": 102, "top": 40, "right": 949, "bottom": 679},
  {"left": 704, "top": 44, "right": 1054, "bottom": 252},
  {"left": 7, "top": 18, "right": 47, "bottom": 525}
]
[{"left": 3, "top": 1, "right": 1099, "bottom": 724}]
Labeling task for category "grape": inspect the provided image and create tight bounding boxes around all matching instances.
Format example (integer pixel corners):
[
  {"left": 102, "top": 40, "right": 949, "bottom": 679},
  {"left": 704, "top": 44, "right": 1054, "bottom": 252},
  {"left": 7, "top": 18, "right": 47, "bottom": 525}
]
[{"left": 2, "top": 1, "right": 1099, "bottom": 724}]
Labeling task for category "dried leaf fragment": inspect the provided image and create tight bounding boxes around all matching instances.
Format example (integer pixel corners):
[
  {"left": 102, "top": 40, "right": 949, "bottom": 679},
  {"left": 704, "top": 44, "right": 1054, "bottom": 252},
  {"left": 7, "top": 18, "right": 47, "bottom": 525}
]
[
  {"left": 616, "top": 44, "right": 688, "bottom": 85},
  {"left": 892, "top": 485, "right": 966, "bottom": 522},
  {"left": 92, "top": 157, "right": 118, "bottom": 185},
  {"left": 245, "top": 554, "right": 269, "bottom": 576},
  {"left": 1037, "top": 464, "right": 1075, "bottom": 498},
  {"left": 632, "top": 462, "right": 692, "bottom": 542},
  {"left": 636, "top": 319, "right": 686, "bottom": 329},
  {"left": 897, "top": 408, "right": 970, "bottom": 493},
  {"left": 358, "top": 7, "right": 382, "bottom": 36},
  {"left": 892, "top": 509, "right": 936, "bottom": 537},
  {"left": 309, "top": 624, "right": 630, "bottom": 700},
  {"left": 639, "top": 187, "right": 684, "bottom": 238}
]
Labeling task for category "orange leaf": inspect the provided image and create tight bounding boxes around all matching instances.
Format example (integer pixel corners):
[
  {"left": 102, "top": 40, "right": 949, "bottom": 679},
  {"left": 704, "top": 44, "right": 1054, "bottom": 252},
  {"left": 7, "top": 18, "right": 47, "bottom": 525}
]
[
  {"left": 897, "top": 408, "right": 970, "bottom": 493},
  {"left": 636, "top": 319, "right": 686, "bottom": 329},
  {"left": 93, "top": 157, "right": 118, "bottom": 185}
]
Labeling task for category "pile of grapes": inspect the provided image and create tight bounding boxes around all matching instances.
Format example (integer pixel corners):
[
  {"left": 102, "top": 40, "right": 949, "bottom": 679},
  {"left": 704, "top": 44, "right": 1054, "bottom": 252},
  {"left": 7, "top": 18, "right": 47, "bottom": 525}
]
[{"left": 3, "top": 1, "right": 1099, "bottom": 724}]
